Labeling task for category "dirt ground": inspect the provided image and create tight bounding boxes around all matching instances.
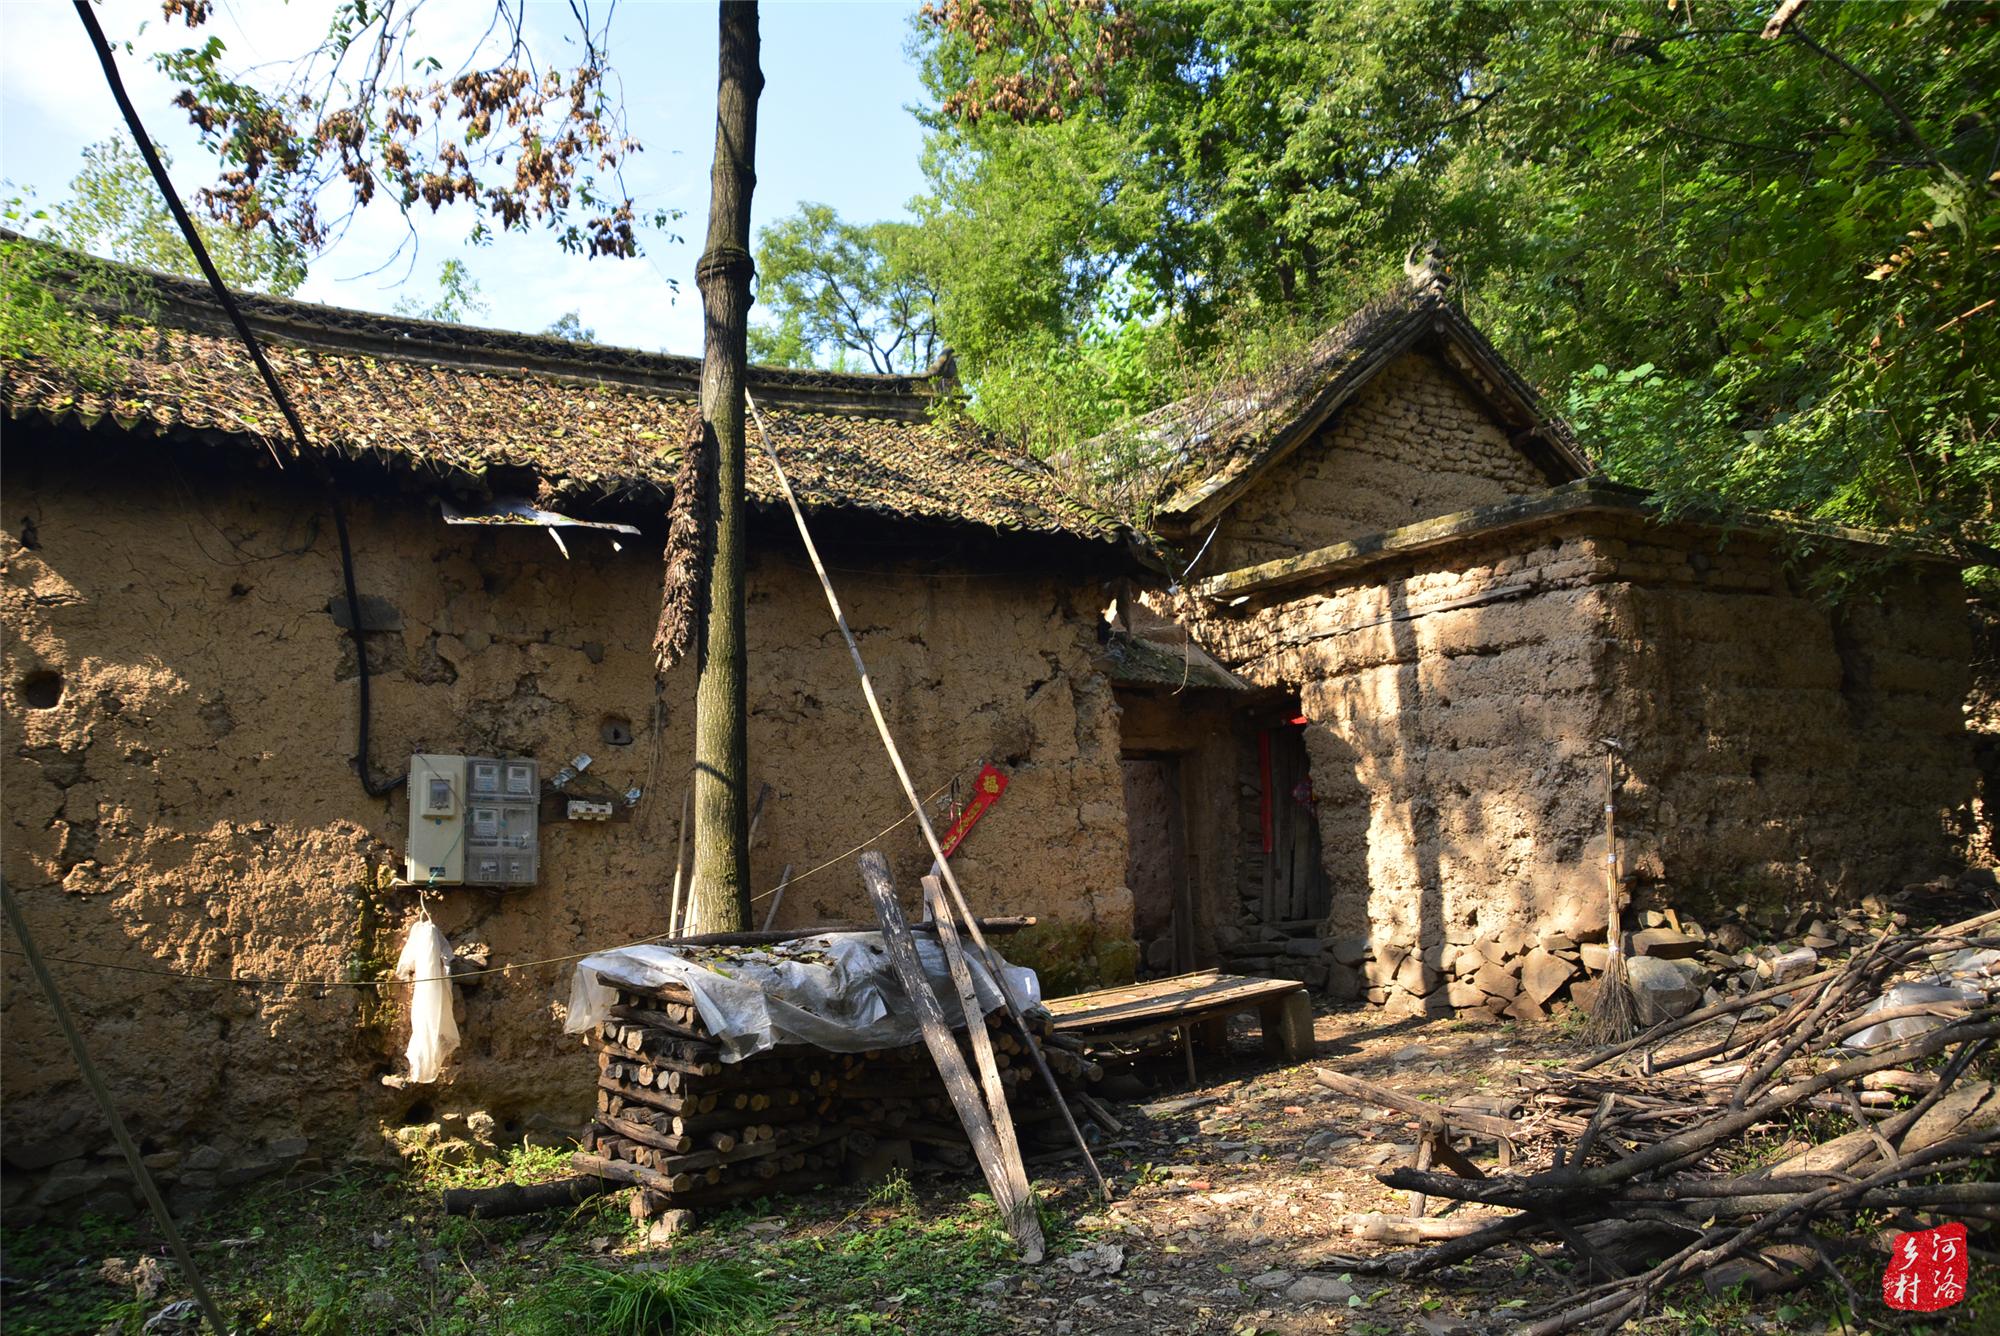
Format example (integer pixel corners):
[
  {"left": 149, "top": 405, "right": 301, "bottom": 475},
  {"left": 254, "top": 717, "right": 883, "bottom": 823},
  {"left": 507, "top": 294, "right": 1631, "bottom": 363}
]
[
  {"left": 856, "top": 1003, "right": 1549, "bottom": 1335},
  {"left": 6, "top": 997, "right": 1989, "bottom": 1335},
  {"left": 672, "top": 1001, "right": 1688, "bottom": 1336}
]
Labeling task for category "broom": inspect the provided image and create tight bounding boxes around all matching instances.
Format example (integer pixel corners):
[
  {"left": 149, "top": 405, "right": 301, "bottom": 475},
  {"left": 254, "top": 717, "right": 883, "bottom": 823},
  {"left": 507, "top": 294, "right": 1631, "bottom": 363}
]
[{"left": 1583, "top": 739, "right": 1638, "bottom": 1044}]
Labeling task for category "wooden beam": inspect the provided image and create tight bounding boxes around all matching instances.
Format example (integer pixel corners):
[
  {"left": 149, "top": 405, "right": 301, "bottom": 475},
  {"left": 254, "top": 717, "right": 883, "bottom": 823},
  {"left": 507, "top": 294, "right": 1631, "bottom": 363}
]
[
  {"left": 1313, "top": 1068, "right": 1519, "bottom": 1140},
  {"left": 925, "top": 875, "right": 1039, "bottom": 1239},
  {"left": 861, "top": 853, "right": 1044, "bottom": 1262}
]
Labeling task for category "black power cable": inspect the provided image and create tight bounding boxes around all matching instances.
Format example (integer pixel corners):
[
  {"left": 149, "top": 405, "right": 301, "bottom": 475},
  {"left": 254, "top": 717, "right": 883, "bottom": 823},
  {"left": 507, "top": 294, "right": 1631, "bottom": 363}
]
[{"left": 75, "top": 0, "right": 401, "bottom": 797}]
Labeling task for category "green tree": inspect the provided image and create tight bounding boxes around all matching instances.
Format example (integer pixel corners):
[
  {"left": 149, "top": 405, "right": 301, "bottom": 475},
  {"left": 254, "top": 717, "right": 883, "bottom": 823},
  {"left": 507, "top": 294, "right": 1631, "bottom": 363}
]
[
  {"left": 544, "top": 310, "right": 597, "bottom": 343},
  {"left": 914, "top": 0, "right": 2000, "bottom": 555},
  {"left": 392, "top": 258, "right": 489, "bottom": 324},
  {"left": 749, "top": 204, "right": 940, "bottom": 374},
  {"left": 38, "top": 134, "right": 306, "bottom": 294}
]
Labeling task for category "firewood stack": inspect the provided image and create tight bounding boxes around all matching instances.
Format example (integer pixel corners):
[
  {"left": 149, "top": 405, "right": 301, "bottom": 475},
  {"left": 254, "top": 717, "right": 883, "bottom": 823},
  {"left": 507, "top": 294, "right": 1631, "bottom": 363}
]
[
  {"left": 1306, "top": 908, "right": 2000, "bottom": 1334},
  {"left": 571, "top": 979, "right": 1103, "bottom": 1219}
]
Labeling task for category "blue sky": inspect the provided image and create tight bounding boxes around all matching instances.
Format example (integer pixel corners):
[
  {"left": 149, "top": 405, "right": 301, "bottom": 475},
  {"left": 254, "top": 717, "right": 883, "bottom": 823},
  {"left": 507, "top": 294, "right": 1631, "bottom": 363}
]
[{"left": 0, "top": 1, "right": 932, "bottom": 354}]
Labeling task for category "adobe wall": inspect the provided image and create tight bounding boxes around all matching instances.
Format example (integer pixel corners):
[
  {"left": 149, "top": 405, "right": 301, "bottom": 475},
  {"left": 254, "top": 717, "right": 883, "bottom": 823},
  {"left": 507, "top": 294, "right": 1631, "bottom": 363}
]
[
  {"left": 0, "top": 448, "right": 1131, "bottom": 1221},
  {"left": 1596, "top": 525, "right": 1975, "bottom": 911},
  {"left": 1187, "top": 514, "right": 1974, "bottom": 1016},
  {"left": 1210, "top": 352, "right": 1548, "bottom": 570}
]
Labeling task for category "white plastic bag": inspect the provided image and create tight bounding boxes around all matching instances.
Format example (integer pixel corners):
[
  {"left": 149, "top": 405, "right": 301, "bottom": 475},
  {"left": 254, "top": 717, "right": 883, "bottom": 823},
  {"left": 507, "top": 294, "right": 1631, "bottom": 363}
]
[
  {"left": 1841, "top": 980, "right": 1981, "bottom": 1050},
  {"left": 394, "top": 919, "right": 459, "bottom": 1083}
]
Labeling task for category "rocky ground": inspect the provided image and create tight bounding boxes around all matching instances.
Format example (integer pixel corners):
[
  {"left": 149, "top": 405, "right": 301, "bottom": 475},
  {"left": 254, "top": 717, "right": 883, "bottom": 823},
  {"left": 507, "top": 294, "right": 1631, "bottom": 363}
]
[{"left": 670, "top": 1001, "right": 1745, "bottom": 1336}]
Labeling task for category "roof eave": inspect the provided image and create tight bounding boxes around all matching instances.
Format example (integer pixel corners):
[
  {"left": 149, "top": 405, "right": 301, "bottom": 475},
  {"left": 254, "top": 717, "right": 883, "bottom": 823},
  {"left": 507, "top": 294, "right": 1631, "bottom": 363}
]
[{"left": 1193, "top": 480, "right": 1970, "bottom": 603}]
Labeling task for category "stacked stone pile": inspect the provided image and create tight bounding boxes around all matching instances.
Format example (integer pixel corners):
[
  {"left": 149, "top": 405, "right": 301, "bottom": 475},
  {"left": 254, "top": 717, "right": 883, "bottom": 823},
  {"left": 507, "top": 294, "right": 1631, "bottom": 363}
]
[{"left": 1218, "top": 865, "right": 1997, "bottom": 1023}]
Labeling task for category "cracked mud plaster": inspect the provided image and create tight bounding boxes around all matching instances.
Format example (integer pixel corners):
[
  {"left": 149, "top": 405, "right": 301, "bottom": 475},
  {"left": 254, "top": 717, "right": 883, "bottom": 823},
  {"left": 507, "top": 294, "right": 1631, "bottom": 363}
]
[
  {"left": 0, "top": 457, "right": 1132, "bottom": 1171},
  {"left": 1185, "top": 513, "right": 1975, "bottom": 982}
]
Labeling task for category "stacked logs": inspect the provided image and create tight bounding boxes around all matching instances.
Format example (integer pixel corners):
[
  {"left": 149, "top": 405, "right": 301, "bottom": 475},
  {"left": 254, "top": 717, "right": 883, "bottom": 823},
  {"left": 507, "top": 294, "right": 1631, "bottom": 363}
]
[{"left": 571, "top": 979, "right": 1102, "bottom": 1218}]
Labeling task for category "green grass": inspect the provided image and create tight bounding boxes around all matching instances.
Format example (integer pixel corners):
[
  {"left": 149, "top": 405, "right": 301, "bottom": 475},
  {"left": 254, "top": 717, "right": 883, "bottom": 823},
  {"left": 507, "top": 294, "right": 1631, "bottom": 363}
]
[
  {"left": 747, "top": 1196, "right": 1020, "bottom": 1335},
  {"left": 1, "top": 1148, "right": 1056, "bottom": 1336},
  {"left": 545, "top": 1259, "right": 776, "bottom": 1335}
]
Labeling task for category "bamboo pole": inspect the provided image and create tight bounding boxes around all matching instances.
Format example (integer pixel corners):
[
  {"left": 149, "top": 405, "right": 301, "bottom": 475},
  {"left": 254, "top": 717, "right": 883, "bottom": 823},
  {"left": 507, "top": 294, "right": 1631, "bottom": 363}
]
[
  {"left": 745, "top": 391, "right": 1108, "bottom": 1199},
  {"left": 1, "top": 879, "right": 227, "bottom": 1333}
]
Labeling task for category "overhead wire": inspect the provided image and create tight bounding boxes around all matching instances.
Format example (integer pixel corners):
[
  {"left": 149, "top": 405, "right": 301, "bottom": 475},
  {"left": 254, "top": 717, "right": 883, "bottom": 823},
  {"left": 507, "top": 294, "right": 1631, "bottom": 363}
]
[{"left": 72, "top": 0, "right": 401, "bottom": 798}]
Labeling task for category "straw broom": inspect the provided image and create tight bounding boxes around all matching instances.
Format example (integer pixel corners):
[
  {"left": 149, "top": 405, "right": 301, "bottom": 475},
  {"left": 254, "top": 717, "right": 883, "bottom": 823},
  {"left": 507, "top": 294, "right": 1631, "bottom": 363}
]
[{"left": 1583, "top": 740, "right": 1638, "bottom": 1044}]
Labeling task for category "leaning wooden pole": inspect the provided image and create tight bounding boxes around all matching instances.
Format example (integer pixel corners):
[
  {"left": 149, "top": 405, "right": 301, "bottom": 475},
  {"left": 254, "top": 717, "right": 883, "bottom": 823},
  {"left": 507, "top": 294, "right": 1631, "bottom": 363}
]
[
  {"left": 861, "top": 854, "right": 1044, "bottom": 1260},
  {"left": 685, "top": 0, "right": 763, "bottom": 933},
  {"left": 1, "top": 880, "right": 228, "bottom": 1333},
  {"left": 746, "top": 392, "right": 1109, "bottom": 1199}
]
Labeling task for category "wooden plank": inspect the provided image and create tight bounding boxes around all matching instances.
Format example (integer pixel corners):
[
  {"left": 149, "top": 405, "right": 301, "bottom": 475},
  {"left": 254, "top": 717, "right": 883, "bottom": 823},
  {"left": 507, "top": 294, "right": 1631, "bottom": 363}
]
[
  {"left": 1046, "top": 973, "right": 1307, "bottom": 1031},
  {"left": 924, "top": 875, "right": 1039, "bottom": 1244},
  {"left": 1046, "top": 977, "right": 1281, "bottom": 1016},
  {"left": 861, "top": 853, "right": 1043, "bottom": 1262}
]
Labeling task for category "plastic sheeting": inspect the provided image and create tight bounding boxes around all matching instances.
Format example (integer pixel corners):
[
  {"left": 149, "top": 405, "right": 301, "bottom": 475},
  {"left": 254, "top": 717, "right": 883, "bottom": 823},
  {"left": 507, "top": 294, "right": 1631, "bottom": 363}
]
[
  {"left": 1841, "top": 948, "right": 1999, "bottom": 1050},
  {"left": 395, "top": 919, "right": 460, "bottom": 1083},
  {"left": 565, "top": 931, "right": 1043, "bottom": 1063}
]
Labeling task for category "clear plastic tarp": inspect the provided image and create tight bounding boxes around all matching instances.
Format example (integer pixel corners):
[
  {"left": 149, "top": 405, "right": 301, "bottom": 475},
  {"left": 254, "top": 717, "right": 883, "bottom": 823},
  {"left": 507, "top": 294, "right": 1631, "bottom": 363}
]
[{"left": 564, "top": 931, "right": 1043, "bottom": 1063}]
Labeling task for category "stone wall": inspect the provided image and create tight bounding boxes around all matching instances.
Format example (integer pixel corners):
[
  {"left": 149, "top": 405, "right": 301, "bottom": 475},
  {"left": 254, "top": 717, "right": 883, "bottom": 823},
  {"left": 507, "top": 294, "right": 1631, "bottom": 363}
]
[
  {"left": 1187, "top": 511, "right": 1975, "bottom": 1017},
  {"left": 1210, "top": 353, "right": 1549, "bottom": 571},
  {"left": 1, "top": 445, "right": 1131, "bottom": 1220}
]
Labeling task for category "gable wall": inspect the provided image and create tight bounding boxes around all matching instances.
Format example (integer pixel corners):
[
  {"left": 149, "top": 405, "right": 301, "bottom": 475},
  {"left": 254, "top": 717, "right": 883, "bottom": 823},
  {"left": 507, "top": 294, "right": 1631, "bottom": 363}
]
[
  {"left": 0, "top": 444, "right": 1132, "bottom": 1221},
  {"left": 1210, "top": 352, "right": 1550, "bottom": 571}
]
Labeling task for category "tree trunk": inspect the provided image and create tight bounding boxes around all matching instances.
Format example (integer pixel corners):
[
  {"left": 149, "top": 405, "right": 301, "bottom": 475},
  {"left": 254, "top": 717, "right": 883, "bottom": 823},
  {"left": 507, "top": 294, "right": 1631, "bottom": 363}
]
[{"left": 687, "top": 0, "right": 762, "bottom": 933}]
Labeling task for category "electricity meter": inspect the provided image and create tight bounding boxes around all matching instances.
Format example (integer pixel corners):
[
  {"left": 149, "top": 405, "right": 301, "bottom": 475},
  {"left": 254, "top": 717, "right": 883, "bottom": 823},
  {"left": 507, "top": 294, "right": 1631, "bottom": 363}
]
[
  {"left": 404, "top": 754, "right": 540, "bottom": 887},
  {"left": 406, "top": 754, "right": 467, "bottom": 884}
]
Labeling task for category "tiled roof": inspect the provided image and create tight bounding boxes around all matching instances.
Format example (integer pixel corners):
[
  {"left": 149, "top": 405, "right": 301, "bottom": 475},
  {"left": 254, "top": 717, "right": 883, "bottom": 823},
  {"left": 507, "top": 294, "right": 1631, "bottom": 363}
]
[
  {"left": 0, "top": 239, "right": 1123, "bottom": 545},
  {"left": 1116, "top": 281, "right": 1590, "bottom": 530}
]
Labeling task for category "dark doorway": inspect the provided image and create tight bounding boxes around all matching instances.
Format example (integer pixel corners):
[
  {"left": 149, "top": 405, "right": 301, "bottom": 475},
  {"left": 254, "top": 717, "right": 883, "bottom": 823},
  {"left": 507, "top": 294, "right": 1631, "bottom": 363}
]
[
  {"left": 1122, "top": 753, "right": 1194, "bottom": 976},
  {"left": 1258, "top": 721, "right": 1330, "bottom": 928}
]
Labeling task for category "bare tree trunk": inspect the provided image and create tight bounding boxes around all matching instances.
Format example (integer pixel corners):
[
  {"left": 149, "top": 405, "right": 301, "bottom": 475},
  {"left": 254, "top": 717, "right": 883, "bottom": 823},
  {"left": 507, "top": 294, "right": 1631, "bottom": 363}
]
[{"left": 687, "top": 0, "right": 762, "bottom": 933}]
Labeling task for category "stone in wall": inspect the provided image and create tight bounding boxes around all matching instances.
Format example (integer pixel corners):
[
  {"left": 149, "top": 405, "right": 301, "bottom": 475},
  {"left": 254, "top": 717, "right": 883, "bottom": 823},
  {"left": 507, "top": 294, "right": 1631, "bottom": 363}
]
[{"left": 1184, "top": 509, "right": 1978, "bottom": 1020}]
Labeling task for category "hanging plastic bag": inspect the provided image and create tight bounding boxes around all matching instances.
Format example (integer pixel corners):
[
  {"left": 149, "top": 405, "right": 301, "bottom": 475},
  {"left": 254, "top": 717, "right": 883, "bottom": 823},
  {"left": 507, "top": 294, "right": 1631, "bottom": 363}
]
[{"left": 394, "top": 919, "right": 460, "bottom": 1083}]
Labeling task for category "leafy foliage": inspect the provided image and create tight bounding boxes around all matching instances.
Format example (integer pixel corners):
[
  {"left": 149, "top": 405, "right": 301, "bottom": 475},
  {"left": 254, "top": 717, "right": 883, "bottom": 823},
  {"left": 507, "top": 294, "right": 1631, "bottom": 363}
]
[
  {"left": 1, "top": 132, "right": 306, "bottom": 395},
  {"left": 749, "top": 204, "right": 940, "bottom": 374},
  {"left": 30, "top": 134, "right": 305, "bottom": 294},
  {"left": 145, "top": 0, "right": 677, "bottom": 258},
  {"left": 912, "top": 0, "right": 2000, "bottom": 554},
  {"left": 545, "top": 310, "right": 597, "bottom": 343},
  {"left": 393, "top": 258, "right": 490, "bottom": 324}
]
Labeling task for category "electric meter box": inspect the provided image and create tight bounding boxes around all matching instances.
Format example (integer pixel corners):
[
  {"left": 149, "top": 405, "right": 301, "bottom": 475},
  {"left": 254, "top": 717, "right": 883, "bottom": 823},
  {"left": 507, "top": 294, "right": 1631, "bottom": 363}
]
[{"left": 404, "top": 754, "right": 539, "bottom": 887}]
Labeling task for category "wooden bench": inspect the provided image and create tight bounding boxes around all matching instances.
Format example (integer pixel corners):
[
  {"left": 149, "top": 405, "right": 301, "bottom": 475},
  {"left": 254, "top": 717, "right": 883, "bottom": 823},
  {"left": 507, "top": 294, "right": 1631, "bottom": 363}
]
[{"left": 1043, "top": 969, "right": 1315, "bottom": 1064}]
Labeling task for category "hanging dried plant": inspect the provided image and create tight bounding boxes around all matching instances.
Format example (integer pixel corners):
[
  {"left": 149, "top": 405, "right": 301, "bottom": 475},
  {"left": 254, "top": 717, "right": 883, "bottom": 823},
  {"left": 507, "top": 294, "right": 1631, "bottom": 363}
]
[{"left": 653, "top": 417, "right": 713, "bottom": 673}]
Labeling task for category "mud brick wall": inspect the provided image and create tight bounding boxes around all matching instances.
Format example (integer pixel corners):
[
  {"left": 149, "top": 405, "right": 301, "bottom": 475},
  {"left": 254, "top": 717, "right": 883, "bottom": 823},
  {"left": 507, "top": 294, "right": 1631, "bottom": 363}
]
[
  {"left": 1187, "top": 513, "right": 1975, "bottom": 1018},
  {"left": 0, "top": 446, "right": 1131, "bottom": 1221},
  {"left": 1594, "top": 523, "right": 1975, "bottom": 914},
  {"left": 1210, "top": 352, "right": 1549, "bottom": 571}
]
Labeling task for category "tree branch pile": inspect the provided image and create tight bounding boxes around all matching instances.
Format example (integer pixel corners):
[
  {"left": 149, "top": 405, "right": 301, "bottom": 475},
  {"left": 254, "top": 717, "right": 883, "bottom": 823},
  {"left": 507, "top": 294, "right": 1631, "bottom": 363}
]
[{"left": 1308, "top": 910, "right": 2000, "bottom": 1333}]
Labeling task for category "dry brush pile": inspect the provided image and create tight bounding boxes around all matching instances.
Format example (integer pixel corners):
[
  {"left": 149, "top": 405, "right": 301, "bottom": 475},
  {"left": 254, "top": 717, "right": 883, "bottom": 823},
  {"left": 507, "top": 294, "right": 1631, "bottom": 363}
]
[{"left": 1308, "top": 910, "right": 2000, "bottom": 1332}]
